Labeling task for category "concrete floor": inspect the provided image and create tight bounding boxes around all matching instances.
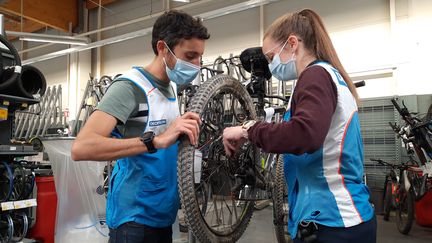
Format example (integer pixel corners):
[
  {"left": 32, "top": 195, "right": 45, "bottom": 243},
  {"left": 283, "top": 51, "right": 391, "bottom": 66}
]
[
  {"left": 177, "top": 207, "right": 432, "bottom": 242},
  {"left": 239, "top": 207, "right": 432, "bottom": 243}
]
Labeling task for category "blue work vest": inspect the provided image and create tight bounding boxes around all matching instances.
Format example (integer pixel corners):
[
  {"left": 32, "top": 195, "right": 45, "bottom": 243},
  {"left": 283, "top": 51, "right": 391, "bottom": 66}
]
[
  {"left": 106, "top": 67, "right": 180, "bottom": 228},
  {"left": 282, "top": 62, "right": 374, "bottom": 237}
]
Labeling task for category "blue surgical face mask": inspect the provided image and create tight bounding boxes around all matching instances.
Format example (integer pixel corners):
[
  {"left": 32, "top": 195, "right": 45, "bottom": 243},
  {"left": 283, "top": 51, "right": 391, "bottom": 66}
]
[
  {"left": 267, "top": 40, "right": 297, "bottom": 81},
  {"left": 163, "top": 43, "right": 200, "bottom": 86}
]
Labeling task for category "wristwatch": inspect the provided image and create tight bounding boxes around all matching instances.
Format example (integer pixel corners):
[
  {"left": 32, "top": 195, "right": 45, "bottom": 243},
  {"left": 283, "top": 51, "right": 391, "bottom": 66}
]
[
  {"left": 241, "top": 120, "right": 257, "bottom": 139},
  {"left": 141, "top": 131, "right": 157, "bottom": 154}
]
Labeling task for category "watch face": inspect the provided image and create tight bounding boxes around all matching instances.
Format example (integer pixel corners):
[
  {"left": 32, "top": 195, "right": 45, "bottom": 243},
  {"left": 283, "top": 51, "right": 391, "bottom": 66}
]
[{"left": 142, "top": 131, "right": 155, "bottom": 142}]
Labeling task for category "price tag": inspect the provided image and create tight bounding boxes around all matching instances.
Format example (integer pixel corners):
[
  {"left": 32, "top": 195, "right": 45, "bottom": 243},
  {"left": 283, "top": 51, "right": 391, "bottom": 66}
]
[
  {"left": 13, "top": 199, "right": 37, "bottom": 209},
  {"left": 1, "top": 202, "right": 14, "bottom": 211},
  {"left": 0, "top": 106, "right": 7, "bottom": 121}
]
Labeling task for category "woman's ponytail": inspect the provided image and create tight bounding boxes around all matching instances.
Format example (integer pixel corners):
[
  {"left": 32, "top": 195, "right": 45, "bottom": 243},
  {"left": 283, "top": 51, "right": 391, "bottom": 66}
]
[{"left": 299, "top": 9, "right": 360, "bottom": 105}]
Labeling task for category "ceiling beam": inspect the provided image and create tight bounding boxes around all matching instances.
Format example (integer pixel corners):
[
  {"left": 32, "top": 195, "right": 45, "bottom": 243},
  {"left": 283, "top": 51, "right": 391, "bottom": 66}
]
[
  {"left": 0, "top": 0, "right": 77, "bottom": 32},
  {"left": 4, "top": 18, "right": 45, "bottom": 40},
  {"left": 86, "top": 0, "right": 117, "bottom": 10}
]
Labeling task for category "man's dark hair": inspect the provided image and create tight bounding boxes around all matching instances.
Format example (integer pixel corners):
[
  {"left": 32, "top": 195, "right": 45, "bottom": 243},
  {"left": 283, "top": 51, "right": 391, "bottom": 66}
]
[{"left": 152, "top": 10, "right": 210, "bottom": 55}]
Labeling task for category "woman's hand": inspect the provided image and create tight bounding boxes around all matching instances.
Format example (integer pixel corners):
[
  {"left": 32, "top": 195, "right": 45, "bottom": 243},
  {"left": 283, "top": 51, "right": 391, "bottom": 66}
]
[{"left": 222, "top": 126, "right": 245, "bottom": 157}]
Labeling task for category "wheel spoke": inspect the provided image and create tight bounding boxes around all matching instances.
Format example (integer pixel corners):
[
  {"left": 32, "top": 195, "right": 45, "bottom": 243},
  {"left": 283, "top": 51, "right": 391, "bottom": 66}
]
[{"left": 179, "top": 75, "right": 257, "bottom": 241}]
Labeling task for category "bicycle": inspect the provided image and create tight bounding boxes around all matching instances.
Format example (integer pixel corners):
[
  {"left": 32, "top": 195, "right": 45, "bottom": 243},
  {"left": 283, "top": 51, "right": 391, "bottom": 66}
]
[
  {"left": 370, "top": 98, "right": 432, "bottom": 235},
  {"left": 389, "top": 98, "right": 432, "bottom": 199},
  {"left": 212, "top": 55, "right": 250, "bottom": 83},
  {"left": 370, "top": 158, "right": 420, "bottom": 234},
  {"left": 177, "top": 46, "right": 290, "bottom": 243},
  {"left": 389, "top": 98, "right": 432, "bottom": 167},
  {"left": 177, "top": 47, "right": 367, "bottom": 242}
]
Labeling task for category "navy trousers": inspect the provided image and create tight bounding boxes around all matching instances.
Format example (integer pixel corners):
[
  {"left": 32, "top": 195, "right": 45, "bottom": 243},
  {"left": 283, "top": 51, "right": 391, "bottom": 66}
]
[
  {"left": 294, "top": 215, "right": 377, "bottom": 243},
  {"left": 109, "top": 222, "right": 172, "bottom": 243}
]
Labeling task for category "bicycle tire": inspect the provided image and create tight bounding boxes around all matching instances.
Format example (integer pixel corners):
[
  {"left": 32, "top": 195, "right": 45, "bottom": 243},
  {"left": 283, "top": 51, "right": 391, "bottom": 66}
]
[
  {"left": 20, "top": 172, "right": 35, "bottom": 200},
  {"left": 396, "top": 187, "right": 414, "bottom": 234},
  {"left": 12, "top": 211, "right": 28, "bottom": 242},
  {"left": 0, "top": 213, "right": 14, "bottom": 243},
  {"left": 382, "top": 178, "right": 392, "bottom": 221},
  {"left": 178, "top": 74, "right": 257, "bottom": 243},
  {"left": 273, "top": 155, "right": 290, "bottom": 243},
  {"left": 0, "top": 162, "right": 14, "bottom": 202},
  {"left": 11, "top": 164, "right": 26, "bottom": 201}
]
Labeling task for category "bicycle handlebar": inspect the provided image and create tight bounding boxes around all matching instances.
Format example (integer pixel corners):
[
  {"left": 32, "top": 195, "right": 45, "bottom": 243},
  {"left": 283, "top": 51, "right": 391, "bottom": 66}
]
[
  {"left": 354, "top": 80, "right": 365, "bottom": 88},
  {"left": 370, "top": 158, "right": 385, "bottom": 164},
  {"left": 370, "top": 158, "right": 398, "bottom": 168},
  {"left": 391, "top": 98, "right": 402, "bottom": 114},
  {"left": 264, "top": 95, "right": 288, "bottom": 103},
  {"left": 273, "top": 106, "right": 286, "bottom": 115}
]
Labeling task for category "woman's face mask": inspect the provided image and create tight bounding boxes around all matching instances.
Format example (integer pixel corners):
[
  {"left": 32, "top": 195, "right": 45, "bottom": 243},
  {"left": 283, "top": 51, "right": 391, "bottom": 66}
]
[
  {"left": 163, "top": 42, "right": 200, "bottom": 86},
  {"left": 265, "top": 40, "right": 297, "bottom": 81}
]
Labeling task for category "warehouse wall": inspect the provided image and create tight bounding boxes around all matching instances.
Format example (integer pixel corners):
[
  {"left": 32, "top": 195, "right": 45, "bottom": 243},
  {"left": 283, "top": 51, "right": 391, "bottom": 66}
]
[{"left": 14, "top": 0, "right": 432, "bottom": 115}]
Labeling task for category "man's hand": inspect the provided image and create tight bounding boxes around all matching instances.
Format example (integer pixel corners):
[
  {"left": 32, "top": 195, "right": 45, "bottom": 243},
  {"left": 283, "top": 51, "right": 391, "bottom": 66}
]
[
  {"left": 154, "top": 112, "right": 201, "bottom": 148},
  {"left": 222, "top": 126, "right": 245, "bottom": 157}
]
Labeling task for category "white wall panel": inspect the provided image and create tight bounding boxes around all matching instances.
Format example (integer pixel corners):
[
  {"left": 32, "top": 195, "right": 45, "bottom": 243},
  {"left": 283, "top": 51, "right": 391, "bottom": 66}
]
[
  {"left": 202, "top": 7, "right": 261, "bottom": 63},
  {"left": 15, "top": 0, "right": 432, "bottom": 106}
]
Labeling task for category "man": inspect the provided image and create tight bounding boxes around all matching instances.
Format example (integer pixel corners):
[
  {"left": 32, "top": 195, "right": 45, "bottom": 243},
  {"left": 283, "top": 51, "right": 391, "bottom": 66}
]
[{"left": 71, "top": 10, "right": 210, "bottom": 243}]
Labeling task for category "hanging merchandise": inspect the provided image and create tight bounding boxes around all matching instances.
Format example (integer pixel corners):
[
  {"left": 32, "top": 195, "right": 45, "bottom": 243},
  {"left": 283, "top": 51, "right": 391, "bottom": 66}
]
[{"left": 0, "top": 35, "right": 46, "bottom": 99}]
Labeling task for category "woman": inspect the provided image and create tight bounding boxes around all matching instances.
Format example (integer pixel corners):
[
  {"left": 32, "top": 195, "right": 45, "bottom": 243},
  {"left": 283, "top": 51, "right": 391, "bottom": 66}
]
[{"left": 223, "top": 9, "right": 376, "bottom": 243}]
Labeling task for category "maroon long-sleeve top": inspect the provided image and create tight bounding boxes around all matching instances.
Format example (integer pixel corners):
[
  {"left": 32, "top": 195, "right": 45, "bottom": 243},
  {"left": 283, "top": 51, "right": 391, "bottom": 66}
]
[{"left": 247, "top": 65, "right": 338, "bottom": 155}]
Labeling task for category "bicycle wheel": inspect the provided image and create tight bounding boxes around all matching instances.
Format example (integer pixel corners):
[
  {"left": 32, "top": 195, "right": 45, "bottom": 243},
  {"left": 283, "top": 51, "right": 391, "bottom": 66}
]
[
  {"left": 178, "top": 74, "right": 257, "bottom": 243},
  {"left": 253, "top": 153, "right": 273, "bottom": 211},
  {"left": 382, "top": 177, "right": 393, "bottom": 221},
  {"left": 0, "top": 214, "right": 14, "bottom": 243},
  {"left": 11, "top": 211, "right": 28, "bottom": 242},
  {"left": 11, "top": 164, "right": 26, "bottom": 201},
  {"left": 20, "top": 173, "right": 35, "bottom": 200},
  {"left": 273, "top": 155, "right": 290, "bottom": 243},
  {"left": 0, "top": 162, "right": 14, "bottom": 202},
  {"left": 395, "top": 187, "right": 414, "bottom": 234}
]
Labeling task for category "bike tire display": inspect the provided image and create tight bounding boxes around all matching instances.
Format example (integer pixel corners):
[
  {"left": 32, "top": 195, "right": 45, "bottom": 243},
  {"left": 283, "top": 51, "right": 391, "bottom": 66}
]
[
  {"left": 178, "top": 74, "right": 257, "bottom": 243},
  {"left": 0, "top": 162, "right": 13, "bottom": 202},
  {"left": 11, "top": 211, "right": 28, "bottom": 242},
  {"left": 272, "top": 155, "right": 290, "bottom": 243},
  {"left": 396, "top": 187, "right": 414, "bottom": 234},
  {"left": 0, "top": 214, "right": 13, "bottom": 243}
]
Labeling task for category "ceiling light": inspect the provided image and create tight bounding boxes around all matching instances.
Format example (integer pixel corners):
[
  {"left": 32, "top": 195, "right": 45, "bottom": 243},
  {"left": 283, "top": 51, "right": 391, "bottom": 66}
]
[
  {"left": 7, "top": 31, "right": 89, "bottom": 46},
  {"left": 172, "top": 0, "right": 190, "bottom": 2},
  {"left": 21, "top": 0, "right": 280, "bottom": 64},
  {"left": 199, "top": 0, "right": 279, "bottom": 20}
]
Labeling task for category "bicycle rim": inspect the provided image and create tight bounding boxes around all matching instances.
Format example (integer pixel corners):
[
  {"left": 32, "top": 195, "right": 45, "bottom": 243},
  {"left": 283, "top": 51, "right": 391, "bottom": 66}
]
[
  {"left": 178, "top": 74, "right": 257, "bottom": 243},
  {"left": 12, "top": 211, "right": 28, "bottom": 242},
  {"left": 0, "top": 214, "right": 14, "bottom": 243}
]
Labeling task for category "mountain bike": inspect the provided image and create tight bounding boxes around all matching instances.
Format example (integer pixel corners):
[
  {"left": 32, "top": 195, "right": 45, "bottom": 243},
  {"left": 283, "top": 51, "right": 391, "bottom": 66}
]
[
  {"left": 370, "top": 158, "right": 418, "bottom": 234},
  {"left": 177, "top": 47, "right": 290, "bottom": 243},
  {"left": 389, "top": 98, "right": 432, "bottom": 201},
  {"left": 390, "top": 98, "right": 432, "bottom": 166},
  {"left": 372, "top": 98, "right": 432, "bottom": 234}
]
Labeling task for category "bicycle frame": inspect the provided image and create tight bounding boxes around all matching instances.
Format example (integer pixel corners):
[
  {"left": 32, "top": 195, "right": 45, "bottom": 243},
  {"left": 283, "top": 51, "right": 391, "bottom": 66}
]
[{"left": 390, "top": 98, "right": 432, "bottom": 165}]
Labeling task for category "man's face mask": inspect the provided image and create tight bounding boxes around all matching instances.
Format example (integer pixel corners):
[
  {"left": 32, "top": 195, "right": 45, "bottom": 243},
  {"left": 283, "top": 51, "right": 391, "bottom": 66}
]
[
  {"left": 266, "top": 40, "right": 297, "bottom": 81},
  {"left": 163, "top": 42, "right": 200, "bottom": 86}
]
